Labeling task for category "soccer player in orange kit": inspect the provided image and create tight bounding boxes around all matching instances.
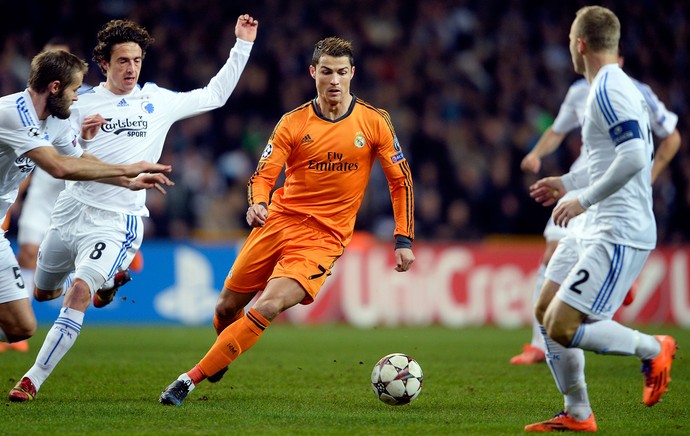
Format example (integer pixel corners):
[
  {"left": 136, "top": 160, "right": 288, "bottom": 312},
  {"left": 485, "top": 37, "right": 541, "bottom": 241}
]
[{"left": 160, "top": 36, "right": 415, "bottom": 406}]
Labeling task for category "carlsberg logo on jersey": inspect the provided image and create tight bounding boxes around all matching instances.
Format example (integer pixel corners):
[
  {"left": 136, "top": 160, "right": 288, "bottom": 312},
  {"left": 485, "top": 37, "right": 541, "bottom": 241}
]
[{"left": 101, "top": 117, "right": 148, "bottom": 137}]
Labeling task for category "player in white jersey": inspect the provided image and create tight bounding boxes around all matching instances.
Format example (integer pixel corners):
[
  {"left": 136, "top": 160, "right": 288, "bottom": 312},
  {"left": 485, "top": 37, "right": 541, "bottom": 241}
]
[
  {"left": 511, "top": 64, "right": 680, "bottom": 365},
  {"left": 8, "top": 14, "right": 258, "bottom": 403},
  {"left": 16, "top": 39, "right": 87, "bottom": 300},
  {"left": 3, "top": 39, "right": 87, "bottom": 354},
  {"left": 523, "top": 7, "right": 677, "bottom": 432},
  {"left": 0, "top": 50, "right": 172, "bottom": 352}
]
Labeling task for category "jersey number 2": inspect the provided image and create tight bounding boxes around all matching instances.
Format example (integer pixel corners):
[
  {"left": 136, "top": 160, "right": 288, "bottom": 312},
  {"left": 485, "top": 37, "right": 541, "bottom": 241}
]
[{"left": 569, "top": 269, "right": 590, "bottom": 294}]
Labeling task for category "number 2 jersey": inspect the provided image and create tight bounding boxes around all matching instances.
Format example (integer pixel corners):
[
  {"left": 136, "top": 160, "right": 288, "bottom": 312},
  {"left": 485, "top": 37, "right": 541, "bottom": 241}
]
[
  {"left": 65, "top": 39, "right": 253, "bottom": 216},
  {"left": 580, "top": 64, "right": 655, "bottom": 249},
  {"left": 249, "top": 96, "right": 414, "bottom": 246}
]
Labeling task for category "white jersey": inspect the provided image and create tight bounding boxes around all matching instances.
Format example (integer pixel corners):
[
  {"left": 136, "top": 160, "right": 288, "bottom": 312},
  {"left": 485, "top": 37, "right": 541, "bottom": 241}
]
[
  {"left": 0, "top": 89, "right": 82, "bottom": 222},
  {"left": 551, "top": 77, "right": 677, "bottom": 174},
  {"left": 64, "top": 38, "right": 253, "bottom": 216},
  {"left": 580, "top": 64, "right": 656, "bottom": 249},
  {"left": 552, "top": 78, "right": 590, "bottom": 173}
]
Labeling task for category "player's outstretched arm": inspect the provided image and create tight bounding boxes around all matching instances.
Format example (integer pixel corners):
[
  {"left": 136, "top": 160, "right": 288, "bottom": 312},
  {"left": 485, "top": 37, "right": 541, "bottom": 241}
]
[
  {"left": 97, "top": 173, "right": 175, "bottom": 193},
  {"left": 235, "top": 14, "right": 258, "bottom": 42},
  {"left": 27, "top": 146, "right": 172, "bottom": 181}
]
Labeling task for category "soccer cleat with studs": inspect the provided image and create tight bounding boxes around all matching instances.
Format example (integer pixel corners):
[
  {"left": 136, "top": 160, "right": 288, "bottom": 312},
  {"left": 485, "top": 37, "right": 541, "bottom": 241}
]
[
  {"left": 0, "top": 340, "right": 29, "bottom": 352},
  {"left": 207, "top": 366, "right": 229, "bottom": 383},
  {"left": 159, "top": 375, "right": 195, "bottom": 406},
  {"left": 524, "top": 411, "right": 597, "bottom": 432},
  {"left": 8, "top": 377, "right": 37, "bottom": 402},
  {"left": 93, "top": 269, "right": 132, "bottom": 308},
  {"left": 642, "top": 335, "right": 677, "bottom": 407},
  {"left": 510, "top": 344, "right": 545, "bottom": 365}
]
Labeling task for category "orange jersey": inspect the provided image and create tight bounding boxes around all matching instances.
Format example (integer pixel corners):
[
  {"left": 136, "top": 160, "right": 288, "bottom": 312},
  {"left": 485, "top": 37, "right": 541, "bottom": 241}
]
[{"left": 248, "top": 96, "right": 414, "bottom": 245}]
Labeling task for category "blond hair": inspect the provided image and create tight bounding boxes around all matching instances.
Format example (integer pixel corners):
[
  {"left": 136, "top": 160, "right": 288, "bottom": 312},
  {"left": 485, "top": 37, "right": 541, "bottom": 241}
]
[{"left": 574, "top": 6, "right": 620, "bottom": 53}]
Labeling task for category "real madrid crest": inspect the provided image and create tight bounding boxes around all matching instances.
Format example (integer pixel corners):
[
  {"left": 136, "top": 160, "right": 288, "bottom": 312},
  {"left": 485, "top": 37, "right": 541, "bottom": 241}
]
[{"left": 354, "top": 132, "right": 366, "bottom": 148}]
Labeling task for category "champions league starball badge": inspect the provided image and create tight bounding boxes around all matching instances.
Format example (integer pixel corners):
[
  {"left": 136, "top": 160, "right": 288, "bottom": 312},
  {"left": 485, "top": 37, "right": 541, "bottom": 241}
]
[{"left": 261, "top": 143, "right": 273, "bottom": 159}]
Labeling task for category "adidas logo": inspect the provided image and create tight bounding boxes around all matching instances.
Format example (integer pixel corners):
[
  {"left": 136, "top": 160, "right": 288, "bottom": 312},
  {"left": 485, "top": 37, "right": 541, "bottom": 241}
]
[
  {"left": 117, "top": 98, "right": 129, "bottom": 107},
  {"left": 301, "top": 134, "right": 313, "bottom": 143}
]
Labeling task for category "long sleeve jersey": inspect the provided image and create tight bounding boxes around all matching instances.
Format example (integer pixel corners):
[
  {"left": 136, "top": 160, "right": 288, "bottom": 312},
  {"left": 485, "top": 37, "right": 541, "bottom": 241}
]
[{"left": 249, "top": 96, "right": 414, "bottom": 246}]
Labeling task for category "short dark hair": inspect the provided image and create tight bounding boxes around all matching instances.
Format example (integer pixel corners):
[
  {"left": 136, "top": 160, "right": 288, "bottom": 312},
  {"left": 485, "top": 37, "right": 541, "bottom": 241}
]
[
  {"left": 311, "top": 37, "right": 354, "bottom": 67},
  {"left": 92, "top": 19, "right": 155, "bottom": 75},
  {"left": 28, "top": 50, "right": 88, "bottom": 93}
]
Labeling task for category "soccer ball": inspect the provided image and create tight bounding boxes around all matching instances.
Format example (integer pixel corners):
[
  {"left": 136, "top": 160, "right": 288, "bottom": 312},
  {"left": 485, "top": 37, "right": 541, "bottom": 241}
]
[{"left": 370, "top": 353, "right": 423, "bottom": 405}]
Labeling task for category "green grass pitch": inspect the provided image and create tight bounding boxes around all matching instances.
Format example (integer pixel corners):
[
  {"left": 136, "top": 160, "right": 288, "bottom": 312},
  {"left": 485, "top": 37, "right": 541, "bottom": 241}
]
[{"left": 2, "top": 324, "right": 688, "bottom": 435}]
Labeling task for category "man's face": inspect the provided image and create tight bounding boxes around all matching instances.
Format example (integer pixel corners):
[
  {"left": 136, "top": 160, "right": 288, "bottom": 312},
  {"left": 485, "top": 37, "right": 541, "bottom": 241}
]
[
  {"left": 569, "top": 19, "right": 585, "bottom": 75},
  {"left": 310, "top": 55, "right": 354, "bottom": 106},
  {"left": 103, "top": 42, "right": 143, "bottom": 95},
  {"left": 47, "top": 72, "right": 83, "bottom": 119}
]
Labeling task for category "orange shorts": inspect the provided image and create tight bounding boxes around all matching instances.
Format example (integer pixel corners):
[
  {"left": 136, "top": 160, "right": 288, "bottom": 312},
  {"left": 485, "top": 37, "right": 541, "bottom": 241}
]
[{"left": 224, "top": 213, "right": 344, "bottom": 304}]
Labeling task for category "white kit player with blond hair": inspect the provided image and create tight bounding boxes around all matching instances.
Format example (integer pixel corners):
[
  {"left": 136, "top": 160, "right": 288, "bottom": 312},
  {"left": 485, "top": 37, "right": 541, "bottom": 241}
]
[
  {"left": 512, "top": 62, "right": 681, "bottom": 365},
  {"left": 524, "top": 6, "right": 677, "bottom": 432}
]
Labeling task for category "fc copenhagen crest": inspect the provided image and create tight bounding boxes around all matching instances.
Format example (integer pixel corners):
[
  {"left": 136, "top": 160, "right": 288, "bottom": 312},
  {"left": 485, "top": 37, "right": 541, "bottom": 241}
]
[{"left": 354, "top": 132, "right": 366, "bottom": 148}]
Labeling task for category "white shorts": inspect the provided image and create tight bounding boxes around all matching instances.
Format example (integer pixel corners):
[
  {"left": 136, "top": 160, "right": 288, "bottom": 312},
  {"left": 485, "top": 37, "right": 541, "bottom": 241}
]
[
  {"left": 542, "top": 190, "right": 584, "bottom": 242},
  {"left": 35, "top": 194, "right": 143, "bottom": 294},
  {"left": 0, "top": 237, "right": 29, "bottom": 304},
  {"left": 556, "top": 239, "right": 650, "bottom": 321},
  {"left": 545, "top": 235, "right": 581, "bottom": 285},
  {"left": 17, "top": 167, "right": 65, "bottom": 246},
  {"left": 543, "top": 216, "right": 568, "bottom": 242}
]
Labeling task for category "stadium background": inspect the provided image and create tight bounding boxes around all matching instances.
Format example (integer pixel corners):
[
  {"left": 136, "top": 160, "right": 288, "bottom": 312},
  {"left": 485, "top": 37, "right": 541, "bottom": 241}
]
[{"left": 1, "top": 0, "right": 689, "bottom": 327}]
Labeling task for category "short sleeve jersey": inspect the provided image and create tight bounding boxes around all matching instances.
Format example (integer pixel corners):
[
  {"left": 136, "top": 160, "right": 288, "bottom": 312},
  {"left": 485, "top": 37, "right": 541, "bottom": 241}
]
[
  {"left": 0, "top": 90, "right": 82, "bottom": 221},
  {"left": 249, "top": 96, "right": 414, "bottom": 245},
  {"left": 582, "top": 64, "right": 656, "bottom": 249}
]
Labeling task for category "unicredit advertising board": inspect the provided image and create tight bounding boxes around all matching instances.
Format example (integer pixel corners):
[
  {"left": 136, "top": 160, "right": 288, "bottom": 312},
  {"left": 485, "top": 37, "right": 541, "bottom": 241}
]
[{"left": 28, "top": 235, "right": 690, "bottom": 327}]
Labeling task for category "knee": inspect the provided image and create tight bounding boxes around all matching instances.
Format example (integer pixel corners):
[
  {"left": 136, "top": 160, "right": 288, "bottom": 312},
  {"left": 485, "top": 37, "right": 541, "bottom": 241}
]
[
  {"left": 543, "top": 314, "right": 577, "bottom": 347},
  {"left": 64, "top": 279, "right": 93, "bottom": 311},
  {"left": 215, "top": 299, "right": 240, "bottom": 319},
  {"left": 534, "top": 301, "right": 547, "bottom": 325},
  {"left": 34, "top": 287, "right": 61, "bottom": 302},
  {"left": 3, "top": 317, "right": 36, "bottom": 342}
]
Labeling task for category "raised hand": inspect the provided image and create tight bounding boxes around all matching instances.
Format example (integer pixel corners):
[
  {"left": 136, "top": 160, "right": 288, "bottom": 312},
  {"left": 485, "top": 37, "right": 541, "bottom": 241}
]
[{"left": 235, "top": 14, "right": 258, "bottom": 42}]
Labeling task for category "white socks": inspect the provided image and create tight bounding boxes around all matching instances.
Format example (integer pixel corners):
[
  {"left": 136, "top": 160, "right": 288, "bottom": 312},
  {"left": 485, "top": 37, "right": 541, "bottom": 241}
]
[
  {"left": 24, "top": 307, "right": 84, "bottom": 392},
  {"left": 530, "top": 265, "right": 547, "bottom": 350},
  {"left": 570, "top": 320, "right": 661, "bottom": 359},
  {"left": 541, "top": 326, "right": 592, "bottom": 421}
]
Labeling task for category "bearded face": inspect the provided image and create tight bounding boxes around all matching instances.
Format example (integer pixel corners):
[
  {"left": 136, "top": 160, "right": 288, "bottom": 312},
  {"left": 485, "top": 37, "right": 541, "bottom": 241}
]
[{"left": 46, "top": 86, "right": 73, "bottom": 119}]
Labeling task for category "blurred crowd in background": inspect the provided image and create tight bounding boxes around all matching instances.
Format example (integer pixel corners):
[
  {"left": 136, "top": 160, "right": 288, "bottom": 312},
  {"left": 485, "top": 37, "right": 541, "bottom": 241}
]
[{"left": 1, "top": 0, "right": 688, "bottom": 243}]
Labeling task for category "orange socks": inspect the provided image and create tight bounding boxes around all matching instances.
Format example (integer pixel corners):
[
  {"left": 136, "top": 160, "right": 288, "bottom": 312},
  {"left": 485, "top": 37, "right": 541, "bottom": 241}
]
[
  {"left": 193, "top": 308, "right": 270, "bottom": 383},
  {"left": 213, "top": 309, "right": 245, "bottom": 336}
]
